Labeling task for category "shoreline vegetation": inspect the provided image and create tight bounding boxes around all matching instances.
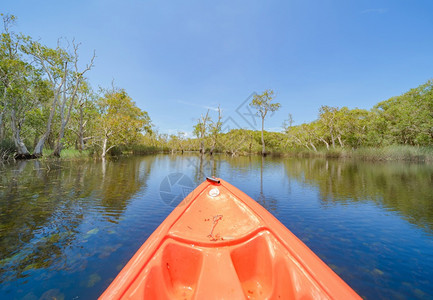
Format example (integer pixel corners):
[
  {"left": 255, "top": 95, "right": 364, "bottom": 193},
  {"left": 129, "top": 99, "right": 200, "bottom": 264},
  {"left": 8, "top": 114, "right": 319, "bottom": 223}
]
[
  {"left": 4, "top": 145, "right": 432, "bottom": 163},
  {"left": 2, "top": 13, "right": 433, "bottom": 164}
]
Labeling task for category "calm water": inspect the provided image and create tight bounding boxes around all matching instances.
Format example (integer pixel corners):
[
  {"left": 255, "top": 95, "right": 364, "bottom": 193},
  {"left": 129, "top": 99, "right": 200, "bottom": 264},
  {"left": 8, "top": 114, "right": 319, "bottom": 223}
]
[{"left": 1, "top": 154, "right": 433, "bottom": 299}]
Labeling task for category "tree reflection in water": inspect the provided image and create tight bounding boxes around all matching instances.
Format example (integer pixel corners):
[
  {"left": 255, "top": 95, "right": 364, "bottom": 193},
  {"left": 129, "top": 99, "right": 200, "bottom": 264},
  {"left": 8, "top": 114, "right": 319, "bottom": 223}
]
[
  {"left": 283, "top": 158, "right": 433, "bottom": 234},
  {"left": 0, "top": 157, "right": 151, "bottom": 283}
]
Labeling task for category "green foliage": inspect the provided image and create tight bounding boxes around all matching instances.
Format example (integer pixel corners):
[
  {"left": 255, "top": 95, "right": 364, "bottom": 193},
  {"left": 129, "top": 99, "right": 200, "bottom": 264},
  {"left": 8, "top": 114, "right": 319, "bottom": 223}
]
[
  {"left": 250, "top": 89, "right": 281, "bottom": 119},
  {"left": 354, "top": 145, "right": 433, "bottom": 161},
  {"left": 282, "top": 80, "right": 433, "bottom": 154},
  {"left": 170, "top": 80, "right": 433, "bottom": 159},
  {"left": 0, "top": 139, "right": 16, "bottom": 159},
  {"left": 0, "top": 13, "right": 156, "bottom": 160},
  {"left": 131, "top": 144, "right": 162, "bottom": 155},
  {"left": 249, "top": 89, "right": 281, "bottom": 154},
  {"left": 92, "top": 88, "right": 152, "bottom": 158},
  {"left": 59, "top": 149, "right": 92, "bottom": 159},
  {"left": 374, "top": 81, "right": 433, "bottom": 146}
]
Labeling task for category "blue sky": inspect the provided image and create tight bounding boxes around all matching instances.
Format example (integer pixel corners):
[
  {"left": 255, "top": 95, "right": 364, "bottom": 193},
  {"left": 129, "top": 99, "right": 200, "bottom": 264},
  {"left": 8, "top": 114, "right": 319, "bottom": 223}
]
[{"left": 3, "top": 0, "right": 433, "bottom": 136}]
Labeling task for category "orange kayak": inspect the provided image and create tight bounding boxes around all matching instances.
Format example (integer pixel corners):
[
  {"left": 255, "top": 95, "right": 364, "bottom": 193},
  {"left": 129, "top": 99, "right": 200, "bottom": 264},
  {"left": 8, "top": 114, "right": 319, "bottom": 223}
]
[{"left": 100, "top": 178, "right": 361, "bottom": 299}]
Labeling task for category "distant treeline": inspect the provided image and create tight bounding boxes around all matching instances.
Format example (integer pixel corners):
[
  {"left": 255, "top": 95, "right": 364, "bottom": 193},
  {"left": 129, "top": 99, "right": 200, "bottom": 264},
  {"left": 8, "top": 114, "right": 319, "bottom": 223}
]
[{"left": 159, "top": 79, "right": 433, "bottom": 160}]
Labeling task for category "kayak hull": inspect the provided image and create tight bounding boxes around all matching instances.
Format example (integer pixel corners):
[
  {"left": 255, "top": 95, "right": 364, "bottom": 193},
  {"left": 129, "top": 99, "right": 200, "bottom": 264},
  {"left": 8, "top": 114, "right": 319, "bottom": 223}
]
[{"left": 100, "top": 178, "right": 361, "bottom": 299}]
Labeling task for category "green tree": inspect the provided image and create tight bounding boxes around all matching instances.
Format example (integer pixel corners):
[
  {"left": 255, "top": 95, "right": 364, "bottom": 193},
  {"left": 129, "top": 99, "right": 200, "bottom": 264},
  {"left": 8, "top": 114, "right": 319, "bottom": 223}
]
[
  {"left": 193, "top": 109, "right": 210, "bottom": 155},
  {"left": 0, "top": 14, "right": 50, "bottom": 158},
  {"left": 68, "top": 80, "right": 97, "bottom": 151},
  {"left": 23, "top": 39, "right": 70, "bottom": 156},
  {"left": 374, "top": 80, "right": 433, "bottom": 146},
  {"left": 209, "top": 105, "right": 222, "bottom": 155},
  {"left": 93, "top": 88, "right": 151, "bottom": 158},
  {"left": 250, "top": 89, "right": 281, "bottom": 155},
  {"left": 51, "top": 42, "right": 95, "bottom": 157},
  {"left": 24, "top": 38, "right": 95, "bottom": 157},
  {"left": 318, "top": 106, "right": 339, "bottom": 148}
]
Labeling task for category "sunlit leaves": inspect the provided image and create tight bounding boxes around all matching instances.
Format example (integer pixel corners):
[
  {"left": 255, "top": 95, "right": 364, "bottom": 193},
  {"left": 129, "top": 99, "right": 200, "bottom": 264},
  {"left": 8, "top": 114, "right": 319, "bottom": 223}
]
[
  {"left": 249, "top": 89, "right": 281, "bottom": 154},
  {"left": 93, "top": 88, "right": 151, "bottom": 157}
]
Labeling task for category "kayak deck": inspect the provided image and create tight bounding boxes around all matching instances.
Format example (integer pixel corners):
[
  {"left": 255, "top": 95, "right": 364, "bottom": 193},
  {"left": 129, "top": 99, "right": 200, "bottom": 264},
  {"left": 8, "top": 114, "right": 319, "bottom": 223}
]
[{"left": 100, "top": 178, "right": 361, "bottom": 299}]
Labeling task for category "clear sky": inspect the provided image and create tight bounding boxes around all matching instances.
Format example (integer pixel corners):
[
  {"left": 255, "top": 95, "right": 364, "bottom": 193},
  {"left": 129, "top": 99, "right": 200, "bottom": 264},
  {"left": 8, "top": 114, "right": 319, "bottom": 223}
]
[{"left": 3, "top": 0, "right": 433, "bottom": 136}]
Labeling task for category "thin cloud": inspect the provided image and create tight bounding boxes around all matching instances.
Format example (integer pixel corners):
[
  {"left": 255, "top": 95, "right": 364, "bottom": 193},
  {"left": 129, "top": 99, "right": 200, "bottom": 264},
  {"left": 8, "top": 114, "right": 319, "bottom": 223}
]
[
  {"left": 177, "top": 100, "right": 220, "bottom": 112},
  {"left": 361, "top": 8, "right": 388, "bottom": 14}
]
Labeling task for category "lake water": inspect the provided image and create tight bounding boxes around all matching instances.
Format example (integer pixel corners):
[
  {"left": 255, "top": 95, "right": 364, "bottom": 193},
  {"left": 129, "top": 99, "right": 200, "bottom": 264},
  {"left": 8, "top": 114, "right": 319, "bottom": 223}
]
[{"left": 1, "top": 154, "right": 433, "bottom": 299}]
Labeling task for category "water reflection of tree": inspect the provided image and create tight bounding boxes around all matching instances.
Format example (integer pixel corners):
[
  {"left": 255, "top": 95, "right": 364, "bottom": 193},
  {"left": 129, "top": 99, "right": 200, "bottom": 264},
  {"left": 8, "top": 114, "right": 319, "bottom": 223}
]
[
  {"left": 190, "top": 154, "right": 222, "bottom": 183},
  {"left": 255, "top": 156, "right": 278, "bottom": 212},
  {"left": 0, "top": 157, "right": 150, "bottom": 281},
  {"left": 283, "top": 158, "right": 433, "bottom": 233},
  {"left": 98, "top": 157, "right": 152, "bottom": 221}
]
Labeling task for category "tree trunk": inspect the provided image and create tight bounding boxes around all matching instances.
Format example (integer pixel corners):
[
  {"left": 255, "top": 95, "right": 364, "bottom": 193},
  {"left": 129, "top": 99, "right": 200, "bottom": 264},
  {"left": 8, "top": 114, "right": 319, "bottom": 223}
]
[
  {"left": 200, "top": 140, "right": 205, "bottom": 155},
  {"left": 33, "top": 84, "right": 62, "bottom": 157},
  {"left": 52, "top": 123, "right": 65, "bottom": 157},
  {"left": 78, "top": 104, "right": 85, "bottom": 151},
  {"left": 209, "top": 143, "right": 215, "bottom": 155},
  {"left": 320, "top": 138, "right": 330, "bottom": 150},
  {"left": 261, "top": 116, "right": 265, "bottom": 155},
  {"left": 33, "top": 102, "right": 57, "bottom": 157},
  {"left": 310, "top": 142, "right": 317, "bottom": 152},
  {"left": 337, "top": 136, "right": 344, "bottom": 148},
  {"left": 331, "top": 133, "right": 335, "bottom": 148},
  {"left": 10, "top": 107, "right": 32, "bottom": 158},
  {"left": 101, "top": 132, "right": 115, "bottom": 158},
  {"left": 54, "top": 70, "right": 82, "bottom": 157},
  {"left": 53, "top": 80, "right": 67, "bottom": 157},
  {"left": 101, "top": 136, "right": 108, "bottom": 158},
  {"left": 1, "top": 87, "right": 8, "bottom": 141}
]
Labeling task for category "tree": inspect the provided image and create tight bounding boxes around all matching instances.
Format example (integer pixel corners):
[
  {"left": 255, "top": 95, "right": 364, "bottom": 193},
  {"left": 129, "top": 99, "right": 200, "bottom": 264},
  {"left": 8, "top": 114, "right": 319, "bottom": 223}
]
[
  {"left": 176, "top": 131, "right": 186, "bottom": 153},
  {"left": 23, "top": 40, "right": 69, "bottom": 157},
  {"left": 0, "top": 14, "right": 50, "bottom": 158},
  {"left": 93, "top": 88, "right": 151, "bottom": 158},
  {"left": 0, "top": 13, "right": 30, "bottom": 157},
  {"left": 221, "top": 129, "right": 249, "bottom": 156},
  {"left": 209, "top": 105, "right": 222, "bottom": 155},
  {"left": 69, "top": 81, "right": 97, "bottom": 151},
  {"left": 0, "top": 14, "right": 17, "bottom": 142},
  {"left": 374, "top": 80, "right": 433, "bottom": 146},
  {"left": 24, "top": 38, "right": 95, "bottom": 157},
  {"left": 193, "top": 109, "right": 210, "bottom": 155},
  {"left": 286, "top": 123, "right": 318, "bottom": 151},
  {"left": 249, "top": 89, "right": 281, "bottom": 155},
  {"left": 318, "top": 106, "right": 338, "bottom": 148},
  {"left": 51, "top": 41, "right": 95, "bottom": 157}
]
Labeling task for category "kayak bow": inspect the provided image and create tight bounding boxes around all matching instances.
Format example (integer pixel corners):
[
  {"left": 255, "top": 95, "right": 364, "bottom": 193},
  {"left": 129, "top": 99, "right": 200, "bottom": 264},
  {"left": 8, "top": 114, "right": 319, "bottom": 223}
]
[{"left": 100, "top": 178, "right": 361, "bottom": 299}]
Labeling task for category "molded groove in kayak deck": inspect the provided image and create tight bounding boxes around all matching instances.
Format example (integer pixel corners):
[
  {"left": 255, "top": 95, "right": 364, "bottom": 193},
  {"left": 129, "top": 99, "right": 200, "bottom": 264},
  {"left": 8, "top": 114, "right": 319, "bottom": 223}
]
[{"left": 125, "top": 239, "right": 203, "bottom": 299}]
